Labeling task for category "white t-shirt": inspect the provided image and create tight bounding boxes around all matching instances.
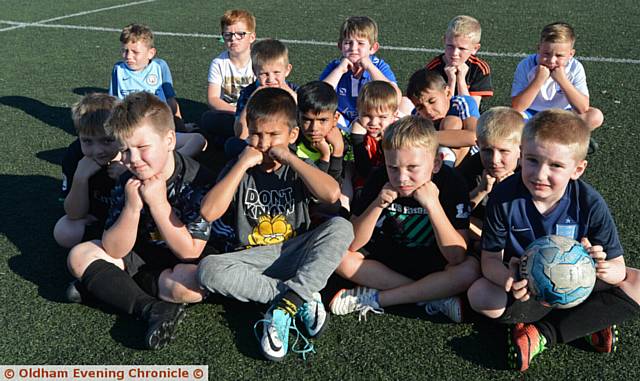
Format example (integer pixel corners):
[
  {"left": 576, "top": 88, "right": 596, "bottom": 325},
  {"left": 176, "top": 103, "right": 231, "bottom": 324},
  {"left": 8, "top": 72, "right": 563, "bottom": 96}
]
[
  {"left": 207, "top": 51, "right": 255, "bottom": 106},
  {"left": 511, "top": 54, "right": 589, "bottom": 111}
]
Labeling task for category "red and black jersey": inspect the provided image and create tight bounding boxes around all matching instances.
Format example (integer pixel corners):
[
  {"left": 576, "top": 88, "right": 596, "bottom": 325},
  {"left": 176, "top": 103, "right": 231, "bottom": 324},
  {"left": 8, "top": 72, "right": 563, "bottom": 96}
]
[{"left": 425, "top": 53, "right": 493, "bottom": 98}]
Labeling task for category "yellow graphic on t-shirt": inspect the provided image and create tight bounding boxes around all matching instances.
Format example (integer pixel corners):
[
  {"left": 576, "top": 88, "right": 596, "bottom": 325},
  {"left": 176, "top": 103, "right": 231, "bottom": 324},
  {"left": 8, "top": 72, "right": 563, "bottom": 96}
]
[{"left": 248, "top": 214, "right": 294, "bottom": 246}]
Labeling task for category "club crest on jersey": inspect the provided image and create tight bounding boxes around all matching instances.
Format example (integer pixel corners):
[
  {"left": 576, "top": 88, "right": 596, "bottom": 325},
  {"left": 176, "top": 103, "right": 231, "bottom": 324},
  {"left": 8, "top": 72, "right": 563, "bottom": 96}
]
[{"left": 146, "top": 74, "right": 158, "bottom": 86}]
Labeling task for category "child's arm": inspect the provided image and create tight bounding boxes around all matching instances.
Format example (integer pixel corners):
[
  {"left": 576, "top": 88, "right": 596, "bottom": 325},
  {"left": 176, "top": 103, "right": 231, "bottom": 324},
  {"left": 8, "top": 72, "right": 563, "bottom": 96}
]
[
  {"left": 469, "top": 170, "right": 496, "bottom": 210},
  {"left": 321, "top": 58, "right": 351, "bottom": 88},
  {"left": 511, "top": 64, "right": 550, "bottom": 112},
  {"left": 436, "top": 129, "right": 477, "bottom": 148},
  {"left": 550, "top": 66, "right": 589, "bottom": 113},
  {"left": 64, "top": 156, "right": 102, "bottom": 219},
  {"left": 413, "top": 181, "right": 467, "bottom": 264},
  {"left": 582, "top": 238, "right": 627, "bottom": 285},
  {"left": 139, "top": 174, "right": 206, "bottom": 260},
  {"left": 268, "top": 146, "right": 341, "bottom": 204},
  {"left": 455, "top": 63, "right": 471, "bottom": 97},
  {"left": 200, "top": 145, "right": 263, "bottom": 222},
  {"left": 101, "top": 178, "right": 143, "bottom": 259},
  {"left": 234, "top": 108, "right": 249, "bottom": 139},
  {"left": 360, "top": 56, "right": 402, "bottom": 102},
  {"left": 350, "top": 183, "right": 397, "bottom": 251},
  {"left": 166, "top": 97, "right": 182, "bottom": 119},
  {"left": 207, "top": 83, "right": 236, "bottom": 113}
]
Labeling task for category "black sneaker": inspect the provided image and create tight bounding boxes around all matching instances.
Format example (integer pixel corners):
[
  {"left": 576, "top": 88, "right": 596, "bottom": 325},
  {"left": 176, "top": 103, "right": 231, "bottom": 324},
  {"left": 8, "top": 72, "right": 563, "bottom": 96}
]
[
  {"left": 65, "top": 280, "right": 83, "bottom": 303},
  {"left": 143, "top": 302, "right": 186, "bottom": 350}
]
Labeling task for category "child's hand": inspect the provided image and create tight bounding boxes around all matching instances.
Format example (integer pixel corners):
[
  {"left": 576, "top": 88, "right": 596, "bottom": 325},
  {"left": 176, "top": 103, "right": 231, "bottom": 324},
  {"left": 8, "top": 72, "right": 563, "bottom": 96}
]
[
  {"left": 350, "top": 120, "right": 367, "bottom": 135},
  {"left": 338, "top": 58, "right": 354, "bottom": 75},
  {"left": 479, "top": 170, "right": 497, "bottom": 193},
  {"left": 124, "top": 177, "right": 143, "bottom": 211},
  {"left": 268, "top": 145, "right": 292, "bottom": 164},
  {"left": 456, "top": 62, "right": 469, "bottom": 79},
  {"left": 325, "top": 126, "right": 344, "bottom": 156},
  {"left": 549, "top": 63, "right": 568, "bottom": 83},
  {"left": 358, "top": 56, "right": 373, "bottom": 73},
  {"left": 506, "top": 257, "right": 531, "bottom": 301},
  {"left": 107, "top": 160, "right": 128, "bottom": 179},
  {"left": 581, "top": 237, "right": 610, "bottom": 281},
  {"left": 535, "top": 64, "right": 551, "bottom": 81},
  {"left": 412, "top": 181, "right": 439, "bottom": 210},
  {"left": 311, "top": 138, "right": 331, "bottom": 159},
  {"left": 76, "top": 156, "right": 102, "bottom": 179},
  {"left": 139, "top": 174, "right": 168, "bottom": 208},
  {"left": 444, "top": 65, "right": 458, "bottom": 83},
  {"left": 496, "top": 170, "right": 515, "bottom": 183},
  {"left": 377, "top": 182, "right": 398, "bottom": 209},
  {"left": 239, "top": 144, "right": 263, "bottom": 169}
]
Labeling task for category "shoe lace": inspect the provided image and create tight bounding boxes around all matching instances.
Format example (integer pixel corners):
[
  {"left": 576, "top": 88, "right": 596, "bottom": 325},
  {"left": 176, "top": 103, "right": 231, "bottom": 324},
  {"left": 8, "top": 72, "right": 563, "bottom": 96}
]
[
  {"left": 356, "top": 304, "right": 384, "bottom": 322},
  {"left": 253, "top": 310, "right": 316, "bottom": 360}
]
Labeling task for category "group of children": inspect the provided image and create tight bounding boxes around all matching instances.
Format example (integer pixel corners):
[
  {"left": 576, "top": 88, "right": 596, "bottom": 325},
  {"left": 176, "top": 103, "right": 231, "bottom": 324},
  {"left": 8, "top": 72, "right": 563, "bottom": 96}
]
[{"left": 52, "top": 9, "right": 640, "bottom": 371}]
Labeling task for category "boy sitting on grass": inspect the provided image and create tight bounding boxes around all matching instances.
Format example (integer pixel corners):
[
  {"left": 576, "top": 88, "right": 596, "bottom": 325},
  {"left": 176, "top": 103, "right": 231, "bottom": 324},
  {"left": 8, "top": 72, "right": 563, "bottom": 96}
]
[
  {"left": 330, "top": 116, "right": 478, "bottom": 323},
  {"left": 467, "top": 110, "right": 639, "bottom": 372},
  {"left": 55, "top": 93, "right": 125, "bottom": 249},
  {"left": 66, "top": 92, "right": 216, "bottom": 350}
]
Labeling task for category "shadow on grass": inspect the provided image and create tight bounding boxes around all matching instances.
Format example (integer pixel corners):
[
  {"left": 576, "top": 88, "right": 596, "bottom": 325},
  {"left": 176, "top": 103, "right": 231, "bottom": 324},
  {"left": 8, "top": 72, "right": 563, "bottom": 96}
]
[
  {"left": 175, "top": 97, "right": 208, "bottom": 125},
  {"left": 0, "top": 96, "right": 74, "bottom": 135},
  {"left": 36, "top": 147, "right": 67, "bottom": 167},
  {"left": 72, "top": 87, "right": 108, "bottom": 96},
  {"left": 2, "top": 174, "right": 71, "bottom": 302},
  {"left": 449, "top": 318, "right": 510, "bottom": 370},
  {"left": 206, "top": 294, "right": 266, "bottom": 361}
]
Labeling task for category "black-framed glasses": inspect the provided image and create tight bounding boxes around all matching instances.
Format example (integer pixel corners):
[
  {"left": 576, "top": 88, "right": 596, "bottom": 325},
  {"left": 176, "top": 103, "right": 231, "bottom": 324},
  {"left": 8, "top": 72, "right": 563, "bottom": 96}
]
[{"left": 222, "top": 31, "right": 250, "bottom": 41}]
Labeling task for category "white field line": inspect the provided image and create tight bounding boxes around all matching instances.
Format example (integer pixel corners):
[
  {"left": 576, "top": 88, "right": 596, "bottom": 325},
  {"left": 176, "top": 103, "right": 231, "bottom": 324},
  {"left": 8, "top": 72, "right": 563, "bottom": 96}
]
[
  {"left": 0, "top": 0, "right": 156, "bottom": 32},
  {"left": 1, "top": 18, "right": 639, "bottom": 65}
]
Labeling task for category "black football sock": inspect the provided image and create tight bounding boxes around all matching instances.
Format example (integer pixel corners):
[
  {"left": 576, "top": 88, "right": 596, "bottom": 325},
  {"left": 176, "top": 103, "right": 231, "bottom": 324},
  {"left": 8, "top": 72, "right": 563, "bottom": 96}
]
[
  {"left": 81, "top": 259, "right": 157, "bottom": 317},
  {"left": 274, "top": 290, "right": 305, "bottom": 317}
]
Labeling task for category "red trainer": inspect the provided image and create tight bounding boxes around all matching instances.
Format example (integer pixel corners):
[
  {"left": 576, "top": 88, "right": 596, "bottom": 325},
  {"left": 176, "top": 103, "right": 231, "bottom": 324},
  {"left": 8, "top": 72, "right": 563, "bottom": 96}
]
[
  {"left": 508, "top": 323, "right": 547, "bottom": 372},
  {"left": 587, "top": 325, "right": 619, "bottom": 353}
]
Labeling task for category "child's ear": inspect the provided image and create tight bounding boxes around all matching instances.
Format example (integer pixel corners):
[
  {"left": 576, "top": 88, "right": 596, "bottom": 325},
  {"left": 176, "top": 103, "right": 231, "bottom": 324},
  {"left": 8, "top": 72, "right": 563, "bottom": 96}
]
[
  {"left": 370, "top": 41, "right": 380, "bottom": 54},
  {"left": 444, "top": 85, "right": 453, "bottom": 98},
  {"left": 432, "top": 153, "right": 443, "bottom": 174},
  {"left": 285, "top": 63, "right": 292, "bottom": 77},
  {"left": 571, "top": 159, "right": 588, "bottom": 180},
  {"left": 148, "top": 47, "right": 157, "bottom": 60},
  {"left": 333, "top": 111, "right": 341, "bottom": 127},
  {"left": 288, "top": 126, "right": 299, "bottom": 144},
  {"left": 166, "top": 129, "right": 176, "bottom": 151},
  {"left": 472, "top": 43, "right": 481, "bottom": 55}
]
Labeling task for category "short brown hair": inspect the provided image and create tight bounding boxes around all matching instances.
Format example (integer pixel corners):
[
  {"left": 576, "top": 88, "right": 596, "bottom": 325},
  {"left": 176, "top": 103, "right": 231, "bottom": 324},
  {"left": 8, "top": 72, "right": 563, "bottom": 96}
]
[
  {"left": 476, "top": 107, "right": 525, "bottom": 145},
  {"left": 339, "top": 16, "right": 378, "bottom": 45},
  {"left": 120, "top": 23, "right": 154, "bottom": 48},
  {"left": 246, "top": 87, "right": 297, "bottom": 132},
  {"left": 382, "top": 116, "right": 438, "bottom": 156},
  {"left": 522, "top": 109, "right": 590, "bottom": 160},
  {"left": 406, "top": 69, "right": 447, "bottom": 99},
  {"left": 357, "top": 81, "right": 398, "bottom": 115},
  {"left": 220, "top": 9, "right": 256, "bottom": 32},
  {"left": 71, "top": 93, "right": 119, "bottom": 136},
  {"left": 540, "top": 22, "right": 575, "bottom": 45},
  {"left": 105, "top": 92, "right": 174, "bottom": 142},
  {"left": 446, "top": 15, "right": 482, "bottom": 44},
  {"left": 251, "top": 39, "right": 289, "bottom": 72}
]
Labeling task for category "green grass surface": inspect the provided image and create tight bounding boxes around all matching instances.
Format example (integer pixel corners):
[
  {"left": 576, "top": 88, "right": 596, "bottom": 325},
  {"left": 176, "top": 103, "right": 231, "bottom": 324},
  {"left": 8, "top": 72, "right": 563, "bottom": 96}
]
[{"left": 1, "top": 0, "right": 639, "bottom": 379}]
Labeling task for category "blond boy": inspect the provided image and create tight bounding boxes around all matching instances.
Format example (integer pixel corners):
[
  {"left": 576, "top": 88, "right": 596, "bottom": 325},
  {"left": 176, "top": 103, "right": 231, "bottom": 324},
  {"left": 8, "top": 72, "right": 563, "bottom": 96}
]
[
  {"left": 467, "top": 110, "right": 637, "bottom": 371},
  {"left": 330, "top": 116, "right": 478, "bottom": 323},
  {"left": 320, "top": 16, "right": 401, "bottom": 127},
  {"left": 424, "top": 15, "right": 493, "bottom": 108},
  {"left": 511, "top": 22, "right": 603, "bottom": 130}
]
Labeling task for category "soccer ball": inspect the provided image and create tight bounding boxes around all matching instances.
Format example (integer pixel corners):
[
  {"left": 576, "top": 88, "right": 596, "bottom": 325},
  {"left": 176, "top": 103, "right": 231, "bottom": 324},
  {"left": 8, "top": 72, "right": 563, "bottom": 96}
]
[{"left": 519, "top": 235, "right": 596, "bottom": 309}]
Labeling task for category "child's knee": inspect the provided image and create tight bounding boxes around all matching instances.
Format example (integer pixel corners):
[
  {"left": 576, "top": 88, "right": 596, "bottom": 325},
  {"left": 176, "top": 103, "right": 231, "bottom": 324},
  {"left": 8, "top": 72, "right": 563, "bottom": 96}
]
[
  {"left": 467, "top": 277, "right": 506, "bottom": 318},
  {"left": 159, "top": 265, "right": 203, "bottom": 304},
  {"left": 196, "top": 256, "right": 229, "bottom": 291},
  {"left": 67, "top": 241, "right": 103, "bottom": 279},
  {"left": 53, "top": 216, "right": 85, "bottom": 249},
  {"left": 335, "top": 250, "right": 363, "bottom": 279}
]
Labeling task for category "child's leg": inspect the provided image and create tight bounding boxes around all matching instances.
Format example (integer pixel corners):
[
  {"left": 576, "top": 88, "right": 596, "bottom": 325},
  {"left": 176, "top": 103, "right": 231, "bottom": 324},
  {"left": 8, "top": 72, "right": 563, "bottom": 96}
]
[
  {"left": 576, "top": 107, "right": 604, "bottom": 130},
  {"left": 377, "top": 256, "right": 479, "bottom": 307},
  {"left": 54, "top": 215, "right": 92, "bottom": 248},
  {"left": 537, "top": 282, "right": 640, "bottom": 346},
  {"left": 467, "top": 277, "right": 510, "bottom": 319},
  {"left": 176, "top": 132, "right": 207, "bottom": 158},
  {"left": 158, "top": 264, "right": 205, "bottom": 304},
  {"left": 618, "top": 267, "right": 640, "bottom": 305},
  {"left": 335, "top": 250, "right": 415, "bottom": 291}
]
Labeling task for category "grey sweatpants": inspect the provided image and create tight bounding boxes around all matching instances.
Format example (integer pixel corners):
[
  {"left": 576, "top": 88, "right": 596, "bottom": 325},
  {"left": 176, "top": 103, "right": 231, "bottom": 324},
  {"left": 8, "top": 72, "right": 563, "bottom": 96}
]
[{"left": 197, "top": 217, "right": 353, "bottom": 304}]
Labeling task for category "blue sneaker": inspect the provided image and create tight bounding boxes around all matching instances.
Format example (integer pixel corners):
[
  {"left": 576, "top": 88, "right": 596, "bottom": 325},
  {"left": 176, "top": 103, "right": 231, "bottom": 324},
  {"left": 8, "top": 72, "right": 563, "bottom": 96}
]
[{"left": 298, "top": 292, "right": 329, "bottom": 338}]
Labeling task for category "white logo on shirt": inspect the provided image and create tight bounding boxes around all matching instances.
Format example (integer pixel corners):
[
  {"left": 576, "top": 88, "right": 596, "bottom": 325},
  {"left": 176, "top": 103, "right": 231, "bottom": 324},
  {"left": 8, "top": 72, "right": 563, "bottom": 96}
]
[
  {"left": 146, "top": 74, "right": 158, "bottom": 86},
  {"left": 338, "top": 87, "right": 347, "bottom": 96}
]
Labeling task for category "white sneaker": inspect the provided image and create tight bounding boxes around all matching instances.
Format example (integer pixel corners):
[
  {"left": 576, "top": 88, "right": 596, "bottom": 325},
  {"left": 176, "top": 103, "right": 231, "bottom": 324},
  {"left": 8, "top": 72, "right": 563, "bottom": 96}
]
[
  {"left": 424, "top": 296, "right": 463, "bottom": 323},
  {"left": 329, "top": 287, "right": 384, "bottom": 321}
]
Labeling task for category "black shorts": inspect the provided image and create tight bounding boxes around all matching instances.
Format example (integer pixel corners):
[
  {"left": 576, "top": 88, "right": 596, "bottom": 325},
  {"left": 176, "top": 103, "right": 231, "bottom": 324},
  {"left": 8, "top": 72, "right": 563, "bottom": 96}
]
[
  {"left": 122, "top": 245, "right": 185, "bottom": 277},
  {"left": 360, "top": 240, "right": 448, "bottom": 280}
]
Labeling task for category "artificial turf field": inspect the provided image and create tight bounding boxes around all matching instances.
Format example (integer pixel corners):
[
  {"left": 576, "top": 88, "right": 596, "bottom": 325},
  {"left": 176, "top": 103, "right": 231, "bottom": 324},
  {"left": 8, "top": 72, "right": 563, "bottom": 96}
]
[{"left": 1, "top": 0, "right": 640, "bottom": 379}]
